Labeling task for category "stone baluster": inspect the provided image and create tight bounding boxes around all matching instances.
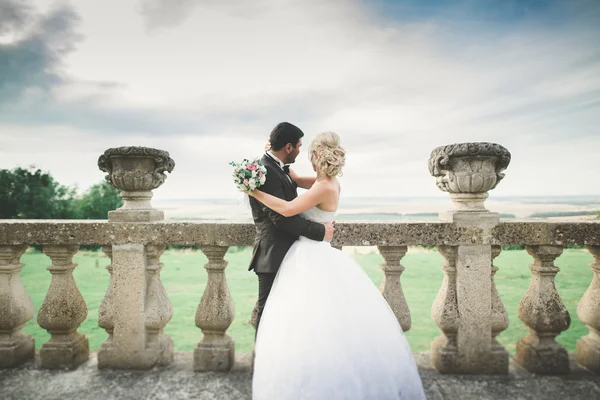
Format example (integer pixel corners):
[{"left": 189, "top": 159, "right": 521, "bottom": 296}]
[
  {"left": 250, "top": 301, "right": 259, "bottom": 330},
  {"left": 516, "top": 245, "right": 570, "bottom": 374},
  {"left": 431, "top": 245, "right": 459, "bottom": 372},
  {"left": 97, "top": 146, "right": 175, "bottom": 369},
  {"left": 145, "top": 244, "right": 173, "bottom": 366},
  {"left": 194, "top": 245, "right": 235, "bottom": 372},
  {"left": 98, "top": 245, "right": 114, "bottom": 361},
  {"left": 576, "top": 246, "right": 600, "bottom": 373},
  {"left": 490, "top": 245, "right": 509, "bottom": 374},
  {"left": 378, "top": 246, "right": 411, "bottom": 331},
  {"left": 0, "top": 244, "right": 35, "bottom": 368},
  {"left": 429, "top": 142, "right": 511, "bottom": 374},
  {"left": 37, "top": 245, "right": 89, "bottom": 369}
]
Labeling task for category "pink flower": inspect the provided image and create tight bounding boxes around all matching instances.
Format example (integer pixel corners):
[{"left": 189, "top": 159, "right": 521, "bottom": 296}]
[
  {"left": 247, "top": 164, "right": 257, "bottom": 171},
  {"left": 258, "top": 171, "right": 263, "bottom": 178},
  {"left": 243, "top": 179, "right": 249, "bottom": 186}
]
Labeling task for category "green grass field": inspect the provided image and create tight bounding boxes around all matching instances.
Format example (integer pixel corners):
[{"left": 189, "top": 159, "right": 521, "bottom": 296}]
[{"left": 19, "top": 247, "right": 593, "bottom": 354}]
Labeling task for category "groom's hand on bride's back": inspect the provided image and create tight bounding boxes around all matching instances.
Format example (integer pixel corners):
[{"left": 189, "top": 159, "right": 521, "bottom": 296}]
[{"left": 324, "top": 222, "right": 335, "bottom": 242}]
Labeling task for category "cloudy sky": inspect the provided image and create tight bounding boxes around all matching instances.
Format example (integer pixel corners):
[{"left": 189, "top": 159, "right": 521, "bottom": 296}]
[{"left": 0, "top": 0, "right": 599, "bottom": 200}]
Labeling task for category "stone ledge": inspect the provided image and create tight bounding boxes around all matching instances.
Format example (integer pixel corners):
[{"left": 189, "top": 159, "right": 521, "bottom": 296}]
[
  {"left": 493, "top": 220, "right": 600, "bottom": 246},
  {"left": 1, "top": 352, "right": 600, "bottom": 400},
  {"left": 1, "top": 220, "right": 599, "bottom": 247}
]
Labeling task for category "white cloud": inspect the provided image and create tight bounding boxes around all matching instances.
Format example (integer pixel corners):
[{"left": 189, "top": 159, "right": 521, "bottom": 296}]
[{"left": 1, "top": 0, "right": 599, "bottom": 199}]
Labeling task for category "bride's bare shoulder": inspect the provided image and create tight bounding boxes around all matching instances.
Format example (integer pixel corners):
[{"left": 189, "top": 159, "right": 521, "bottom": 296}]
[{"left": 313, "top": 178, "right": 339, "bottom": 191}]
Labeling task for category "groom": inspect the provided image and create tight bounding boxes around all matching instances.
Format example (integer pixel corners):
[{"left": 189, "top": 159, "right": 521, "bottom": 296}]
[{"left": 248, "top": 122, "right": 335, "bottom": 333}]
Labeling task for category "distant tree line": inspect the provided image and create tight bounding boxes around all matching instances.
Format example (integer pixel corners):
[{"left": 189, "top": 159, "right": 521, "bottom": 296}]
[
  {"left": 0, "top": 166, "right": 122, "bottom": 220},
  {"left": 529, "top": 211, "right": 598, "bottom": 218}
]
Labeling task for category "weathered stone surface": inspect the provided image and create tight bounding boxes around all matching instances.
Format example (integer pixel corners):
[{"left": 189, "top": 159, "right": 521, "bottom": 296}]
[
  {"left": 109, "top": 207, "right": 164, "bottom": 222},
  {"left": 576, "top": 246, "right": 600, "bottom": 373},
  {"left": 98, "top": 244, "right": 152, "bottom": 369},
  {"left": 38, "top": 245, "right": 89, "bottom": 370},
  {"left": 1, "top": 220, "right": 598, "bottom": 247},
  {"left": 428, "top": 143, "right": 512, "bottom": 188},
  {"left": 249, "top": 301, "right": 259, "bottom": 330},
  {"left": 0, "top": 244, "right": 35, "bottom": 368},
  {"left": 145, "top": 245, "right": 174, "bottom": 366},
  {"left": 428, "top": 142, "right": 511, "bottom": 212},
  {"left": 490, "top": 245, "right": 509, "bottom": 375},
  {"left": 98, "top": 146, "right": 175, "bottom": 192},
  {"left": 98, "top": 146, "right": 175, "bottom": 222},
  {"left": 97, "top": 246, "right": 114, "bottom": 362},
  {"left": 493, "top": 221, "right": 600, "bottom": 246},
  {"left": 378, "top": 246, "right": 411, "bottom": 331},
  {"left": 194, "top": 246, "right": 235, "bottom": 372},
  {"left": 437, "top": 208, "right": 499, "bottom": 374},
  {"left": 516, "top": 245, "right": 571, "bottom": 374},
  {"left": 332, "top": 222, "right": 480, "bottom": 247},
  {"left": 431, "top": 245, "right": 460, "bottom": 373},
  {"left": 456, "top": 244, "right": 493, "bottom": 372},
  {"left": 2, "top": 352, "right": 600, "bottom": 400}
]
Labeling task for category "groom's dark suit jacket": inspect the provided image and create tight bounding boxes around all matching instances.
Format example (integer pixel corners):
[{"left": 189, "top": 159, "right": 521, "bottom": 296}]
[{"left": 248, "top": 154, "right": 326, "bottom": 274}]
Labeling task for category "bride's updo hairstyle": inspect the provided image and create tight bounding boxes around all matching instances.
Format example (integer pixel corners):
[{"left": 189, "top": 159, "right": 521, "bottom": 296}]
[{"left": 309, "top": 131, "right": 346, "bottom": 178}]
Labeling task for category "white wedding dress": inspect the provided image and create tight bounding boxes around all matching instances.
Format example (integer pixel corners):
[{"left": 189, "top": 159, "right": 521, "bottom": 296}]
[{"left": 252, "top": 207, "right": 426, "bottom": 400}]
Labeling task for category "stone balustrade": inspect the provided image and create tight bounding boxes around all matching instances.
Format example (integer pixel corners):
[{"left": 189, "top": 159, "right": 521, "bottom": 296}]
[{"left": 0, "top": 143, "right": 599, "bottom": 378}]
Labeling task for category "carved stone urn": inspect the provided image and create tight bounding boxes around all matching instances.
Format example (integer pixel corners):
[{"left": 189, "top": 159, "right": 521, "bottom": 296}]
[
  {"left": 98, "top": 146, "right": 175, "bottom": 221},
  {"left": 428, "top": 142, "right": 511, "bottom": 212}
]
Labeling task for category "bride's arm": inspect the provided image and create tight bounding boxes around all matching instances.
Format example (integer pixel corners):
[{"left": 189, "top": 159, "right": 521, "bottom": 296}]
[
  {"left": 289, "top": 168, "right": 316, "bottom": 190},
  {"left": 249, "top": 182, "right": 328, "bottom": 217}
]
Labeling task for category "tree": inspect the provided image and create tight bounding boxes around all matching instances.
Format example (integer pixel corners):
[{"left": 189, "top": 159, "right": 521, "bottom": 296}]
[
  {"left": 0, "top": 166, "right": 77, "bottom": 219},
  {"left": 0, "top": 167, "right": 123, "bottom": 220},
  {"left": 75, "top": 181, "right": 123, "bottom": 219}
]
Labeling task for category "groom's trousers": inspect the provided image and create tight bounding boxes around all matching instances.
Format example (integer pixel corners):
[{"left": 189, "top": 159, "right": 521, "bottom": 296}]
[{"left": 255, "top": 272, "right": 277, "bottom": 339}]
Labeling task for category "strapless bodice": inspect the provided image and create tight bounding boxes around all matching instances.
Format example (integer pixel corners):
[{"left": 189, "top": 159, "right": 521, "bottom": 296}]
[{"left": 300, "top": 207, "right": 336, "bottom": 224}]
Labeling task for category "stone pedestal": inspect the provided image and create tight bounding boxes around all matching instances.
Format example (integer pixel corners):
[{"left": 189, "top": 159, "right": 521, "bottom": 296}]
[
  {"left": 194, "top": 335, "right": 235, "bottom": 372},
  {"left": 456, "top": 243, "right": 493, "bottom": 372},
  {"left": 108, "top": 191, "right": 164, "bottom": 222},
  {"left": 39, "top": 334, "right": 89, "bottom": 370},
  {"left": 97, "top": 146, "right": 175, "bottom": 369},
  {"left": 429, "top": 142, "right": 511, "bottom": 374},
  {"left": 99, "top": 243, "right": 151, "bottom": 369},
  {"left": 436, "top": 207, "right": 505, "bottom": 373}
]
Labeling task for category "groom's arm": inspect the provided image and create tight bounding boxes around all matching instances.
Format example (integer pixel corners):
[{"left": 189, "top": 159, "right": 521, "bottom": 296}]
[{"left": 258, "top": 167, "right": 325, "bottom": 241}]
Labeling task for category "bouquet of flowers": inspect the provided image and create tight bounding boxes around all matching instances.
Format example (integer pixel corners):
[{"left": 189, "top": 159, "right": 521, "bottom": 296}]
[{"left": 229, "top": 158, "right": 267, "bottom": 192}]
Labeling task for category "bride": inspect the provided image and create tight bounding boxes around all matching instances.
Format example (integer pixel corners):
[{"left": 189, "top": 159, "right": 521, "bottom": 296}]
[{"left": 247, "top": 132, "right": 426, "bottom": 400}]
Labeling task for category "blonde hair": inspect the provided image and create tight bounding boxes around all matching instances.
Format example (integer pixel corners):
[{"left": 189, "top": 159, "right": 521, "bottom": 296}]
[{"left": 309, "top": 131, "right": 346, "bottom": 178}]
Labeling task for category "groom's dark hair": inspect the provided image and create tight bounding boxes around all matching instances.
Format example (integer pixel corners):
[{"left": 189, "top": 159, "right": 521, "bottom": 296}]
[{"left": 269, "top": 122, "right": 304, "bottom": 151}]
